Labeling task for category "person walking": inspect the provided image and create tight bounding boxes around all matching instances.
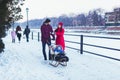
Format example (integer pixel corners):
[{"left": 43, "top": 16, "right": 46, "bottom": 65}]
[
  {"left": 11, "top": 30, "right": 16, "bottom": 43},
  {"left": 55, "top": 22, "right": 65, "bottom": 51},
  {"left": 23, "top": 25, "right": 30, "bottom": 42},
  {"left": 40, "top": 18, "right": 54, "bottom": 60},
  {"left": 16, "top": 25, "right": 22, "bottom": 43}
]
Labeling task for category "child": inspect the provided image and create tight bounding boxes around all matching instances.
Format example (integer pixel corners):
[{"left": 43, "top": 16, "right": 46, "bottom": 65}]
[{"left": 11, "top": 30, "right": 16, "bottom": 43}]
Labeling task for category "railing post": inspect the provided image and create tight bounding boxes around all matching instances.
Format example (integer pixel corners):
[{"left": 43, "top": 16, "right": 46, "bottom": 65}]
[
  {"left": 38, "top": 32, "right": 40, "bottom": 41},
  {"left": 80, "top": 35, "right": 83, "bottom": 54},
  {"left": 32, "top": 32, "right": 33, "bottom": 40}
]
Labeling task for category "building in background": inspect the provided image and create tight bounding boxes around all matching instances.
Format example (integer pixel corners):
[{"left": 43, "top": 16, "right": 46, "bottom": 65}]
[{"left": 105, "top": 8, "right": 120, "bottom": 26}]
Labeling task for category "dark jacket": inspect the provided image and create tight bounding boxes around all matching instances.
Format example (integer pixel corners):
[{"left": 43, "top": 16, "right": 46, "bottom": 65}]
[
  {"left": 40, "top": 23, "right": 53, "bottom": 43},
  {"left": 24, "top": 27, "right": 30, "bottom": 35},
  {"left": 16, "top": 26, "right": 22, "bottom": 34}
]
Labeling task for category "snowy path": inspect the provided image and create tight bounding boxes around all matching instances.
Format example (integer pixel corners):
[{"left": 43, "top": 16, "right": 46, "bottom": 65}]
[{"left": 0, "top": 34, "right": 120, "bottom": 80}]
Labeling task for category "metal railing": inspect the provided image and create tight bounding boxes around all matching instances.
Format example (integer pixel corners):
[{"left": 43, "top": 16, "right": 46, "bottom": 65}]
[
  {"left": 65, "top": 34, "right": 120, "bottom": 61},
  {"left": 31, "top": 32, "right": 40, "bottom": 41}
]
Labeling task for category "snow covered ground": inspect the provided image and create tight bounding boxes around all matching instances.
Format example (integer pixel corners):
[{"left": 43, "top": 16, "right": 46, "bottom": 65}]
[{"left": 0, "top": 31, "right": 120, "bottom": 80}]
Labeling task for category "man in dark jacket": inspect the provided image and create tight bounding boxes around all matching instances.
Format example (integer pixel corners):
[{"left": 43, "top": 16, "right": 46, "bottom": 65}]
[
  {"left": 23, "top": 25, "right": 30, "bottom": 42},
  {"left": 40, "top": 18, "right": 54, "bottom": 60}
]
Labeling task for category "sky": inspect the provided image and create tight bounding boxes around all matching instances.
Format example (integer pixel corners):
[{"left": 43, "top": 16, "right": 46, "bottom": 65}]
[{"left": 19, "top": 0, "right": 120, "bottom": 22}]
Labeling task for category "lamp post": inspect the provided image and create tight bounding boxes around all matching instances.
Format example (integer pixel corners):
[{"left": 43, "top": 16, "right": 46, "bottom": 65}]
[
  {"left": 26, "top": 8, "right": 29, "bottom": 26},
  {"left": 12, "top": 14, "right": 15, "bottom": 31}
]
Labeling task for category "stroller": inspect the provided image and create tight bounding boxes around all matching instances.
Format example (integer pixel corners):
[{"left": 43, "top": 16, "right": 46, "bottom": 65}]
[{"left": 49, "top": 45, "right": 69, "bottom": 67}]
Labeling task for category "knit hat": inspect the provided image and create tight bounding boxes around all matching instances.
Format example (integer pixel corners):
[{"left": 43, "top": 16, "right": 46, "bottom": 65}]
[
  {"left": 58, "top": 22, "right": 63, "bottom": 27},
  {"left": 44, "top": 18, "right": 51, "bottom": 23}
]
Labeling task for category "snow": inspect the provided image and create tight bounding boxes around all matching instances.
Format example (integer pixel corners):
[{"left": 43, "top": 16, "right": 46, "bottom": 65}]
[{"left": 0, "top": 30, "right": 120, "bottom": 80}]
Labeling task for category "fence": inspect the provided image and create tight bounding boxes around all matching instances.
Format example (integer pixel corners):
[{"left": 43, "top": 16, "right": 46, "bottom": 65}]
[
  {"left": 31, "top": 31, "right": 120, "bottom": 61},
  {"left": 31, "top": 32, "right": 40, "bottom": 41},
  {"left": 65, "top": 34, "right": 120, "bottom": 61}
]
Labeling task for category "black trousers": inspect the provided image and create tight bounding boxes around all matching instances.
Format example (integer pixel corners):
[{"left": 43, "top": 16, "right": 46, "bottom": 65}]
[
  {"left": 17, "top": 33, "right": 21, "bottom": 42},
  {"left": 25, "top": 34, "right": 29, "bottom": 42}
]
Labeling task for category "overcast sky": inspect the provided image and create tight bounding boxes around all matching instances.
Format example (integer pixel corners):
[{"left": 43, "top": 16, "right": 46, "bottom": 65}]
[{"left": 19, "top": 0, "right": 120, "bottom": 22}]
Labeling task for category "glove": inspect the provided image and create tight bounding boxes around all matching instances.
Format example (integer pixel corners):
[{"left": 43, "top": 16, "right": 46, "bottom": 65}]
[{"left": 51, "top": 34, "right": 55, "bottom": 40}]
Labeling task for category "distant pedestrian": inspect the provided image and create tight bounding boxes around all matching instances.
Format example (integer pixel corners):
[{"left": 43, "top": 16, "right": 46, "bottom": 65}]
[
  {"left": 23, "top": 25, "right": 30, "bottom": 42},
  {"left": 40, "top": 18, "right": 54, "bottom": 60},
  {"left": 11, "top": 30, "right": 16, "bottom": 43},
  {"left": 16, "top": 25, "right": 22, "bottom": 43},
  {"left": 55, "top": 22, "right": 65, "bottom": 51}
]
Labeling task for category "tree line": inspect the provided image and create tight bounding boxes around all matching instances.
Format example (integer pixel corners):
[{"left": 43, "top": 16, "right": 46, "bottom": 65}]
[
  {"left": 19, "top": 8, "right": 105, "bottom": 28},
  {"left": 51, "top": 8, "right": 105, "bottom": 27}
]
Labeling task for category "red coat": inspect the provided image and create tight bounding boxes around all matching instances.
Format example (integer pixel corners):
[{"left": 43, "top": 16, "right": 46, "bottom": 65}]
[{"left": 55, "top": 28, "right": 65, "bottom": 50}]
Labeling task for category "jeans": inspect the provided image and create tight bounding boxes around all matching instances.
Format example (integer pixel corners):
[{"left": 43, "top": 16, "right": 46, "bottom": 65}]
[
  {"left": 42, "top": 41, "right": 51, "bottom": 60},
  {"left": 25, "top": 34, "right": 29, "bottom": 42}
]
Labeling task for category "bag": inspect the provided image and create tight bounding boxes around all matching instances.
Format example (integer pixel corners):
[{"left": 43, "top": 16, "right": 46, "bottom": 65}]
[{"left": 18, "top": 31, "right": 22, "bottom": 34}]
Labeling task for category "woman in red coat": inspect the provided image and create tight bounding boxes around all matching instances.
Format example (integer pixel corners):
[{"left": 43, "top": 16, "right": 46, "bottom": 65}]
[{"left": 55, "top": 22, "right": 65, "bottom": 51}]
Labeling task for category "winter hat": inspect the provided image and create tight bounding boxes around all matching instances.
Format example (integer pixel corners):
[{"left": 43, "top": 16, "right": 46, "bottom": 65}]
[
  {"left": 44, "top": 18, "right": 51, "bottom": 23},
  {"left": 58, "top": 22, "right": 63, "bottom": 27}
]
